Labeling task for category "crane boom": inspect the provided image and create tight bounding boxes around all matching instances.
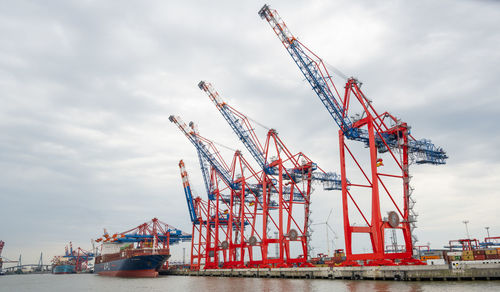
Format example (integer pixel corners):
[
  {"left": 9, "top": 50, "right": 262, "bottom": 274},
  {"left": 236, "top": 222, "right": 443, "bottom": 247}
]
[
  {"left": 189, "top": 122, "right": 215, "bottom": 199},
  {"left": 199, "top": 81, "right": 267, "bottom": 171},
  {"left": 259, "top": 4, "right": 352, "bottom": 135},
  {"left": 169, "top": 115, "right": 235, "bottom": 189},
  {"left": 179, "top": 160, "right": 198, "bottom": 223},
  {"left": 199, "top": 80, "right": 342, "bottom": 190},
  {"left": 170, "top": 115, "right": 262, "bottom": 197},
  {"left": 259, "top": 5, "right": 447, "bottom": 165}
]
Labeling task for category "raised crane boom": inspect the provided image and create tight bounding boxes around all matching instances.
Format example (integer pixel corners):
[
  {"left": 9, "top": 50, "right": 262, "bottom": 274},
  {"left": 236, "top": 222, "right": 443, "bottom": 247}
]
[
  {"left": 259, "top": 5, "right": 351, "bottom": 135},
  {"left": 259, "top": 4, "right": 447, "bottom": 165},
  {"left": 199, "top": 80, "right": 342, "bottom": 191},
  {"left": 169, "top": 115, "right": 235, "bottom": 189},
  {"left": 170, "top": 115, "right": 261, "bottom": 197},
  {"left": 179, "top": 160, "right": 198, "bottom": 223},
  {"left": 189, "top": 122, "right": 215, "bottom": 200},
  {"left": 198, "top": 81, "right": 267, "bottom": 171}
]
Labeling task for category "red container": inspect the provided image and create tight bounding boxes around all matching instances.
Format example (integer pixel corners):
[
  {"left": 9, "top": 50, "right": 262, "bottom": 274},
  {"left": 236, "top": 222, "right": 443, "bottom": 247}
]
[
  {"left": 474, "top": 254, "right": 486, "bottom": 260},
  {"left": 486, "top": 254, "right": 499, "bottom": 260},
  {"left": 473, "top": 250, "right": 486, "bottom": 255}
]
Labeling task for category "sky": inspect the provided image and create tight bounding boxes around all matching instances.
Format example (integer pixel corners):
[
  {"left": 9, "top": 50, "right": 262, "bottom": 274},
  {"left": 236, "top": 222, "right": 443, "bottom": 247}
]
[{"left": 1, "top": 0, "right": 499, "bottom": 265}]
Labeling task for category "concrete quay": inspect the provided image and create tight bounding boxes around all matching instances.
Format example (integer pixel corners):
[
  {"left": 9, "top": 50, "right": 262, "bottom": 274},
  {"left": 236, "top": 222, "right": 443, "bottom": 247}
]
[{"left": 168, "top": 263, "right": 500, "bottom": 281}]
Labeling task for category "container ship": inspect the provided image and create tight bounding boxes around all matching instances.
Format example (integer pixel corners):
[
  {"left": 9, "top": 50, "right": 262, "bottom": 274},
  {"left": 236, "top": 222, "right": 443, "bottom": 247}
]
[
  {"left": 52, "top": 242, "right": 94, "bottom": 274},
  {"left": 52, "top": 257, "right": 76, "bottom": 274},
  {"left": 93, "top": 218, "right": 191, "bottom": 278},
  {"left": 94, "top": 242, "right": 170, "bottom": 277}
]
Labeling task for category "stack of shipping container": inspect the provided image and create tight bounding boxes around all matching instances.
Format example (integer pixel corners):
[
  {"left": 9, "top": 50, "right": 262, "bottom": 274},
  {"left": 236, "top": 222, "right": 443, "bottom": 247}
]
[
  {"left": 420, "top": 247, "right": 500, "bottom": 264},
  {"left": 308, "top": 247, "right": 500, "bottom": 266}
]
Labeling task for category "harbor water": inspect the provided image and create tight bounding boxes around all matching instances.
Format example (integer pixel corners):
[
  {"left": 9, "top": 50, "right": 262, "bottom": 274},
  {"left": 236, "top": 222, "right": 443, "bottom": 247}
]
[{"left": 1, "top": 274, "right": 500, "bottom": 292}]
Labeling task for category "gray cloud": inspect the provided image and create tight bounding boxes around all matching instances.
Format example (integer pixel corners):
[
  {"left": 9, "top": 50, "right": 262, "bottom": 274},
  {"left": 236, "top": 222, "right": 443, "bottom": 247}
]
[{"left": 0, "top": 0, "right": 499, "bottom": 263}]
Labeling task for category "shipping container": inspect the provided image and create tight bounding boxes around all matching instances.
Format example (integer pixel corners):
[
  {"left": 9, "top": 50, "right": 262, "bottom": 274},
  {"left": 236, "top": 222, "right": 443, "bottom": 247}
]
[
  {"left": 462, "top": 255, "right": 474, "bottom": 261},
  {"left": 448, "top": 255, "right": 462, "bottom": 261},
  {"left": 446, "top": 251, "right": 462, "bottom": 256},
  {"left": 484, "top": 249, "right": 498, "bottom": 255},
  {"left": 462, "top": 250, "right": 473, "bottom": 256},
  {"left": 473, "top": 249, "right": 486, "bottom": 255},
  {"left": 422, "top": 251, "right": 443, "bottom": 256},
  {"left": 485, "top": 254, "right": 499, "bottom": 260},
  {"left": 427, "top": 259, "right": 446, "bottom": 265},
  {"left": 474, "top": 254, "right": 486, "bottom": 260},
  {"left": 420, "top": 255, "right": 440, "bottom": 260}
]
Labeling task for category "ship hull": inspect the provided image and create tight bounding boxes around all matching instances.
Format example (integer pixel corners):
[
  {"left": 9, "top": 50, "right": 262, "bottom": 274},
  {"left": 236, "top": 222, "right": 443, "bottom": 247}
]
[
  {"left": 53, "top": 264, "right": 76, "bottom": 274},
  {"left": 95, "top": 254, "right": 169, "bottom": 278}
]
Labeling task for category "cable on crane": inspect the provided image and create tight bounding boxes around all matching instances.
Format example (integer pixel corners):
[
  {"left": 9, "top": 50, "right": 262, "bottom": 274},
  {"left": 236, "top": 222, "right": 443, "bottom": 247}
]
[
  {"left": 246, "top": 114, "right": 270, "bottom": 131},
  {"left": 325, "top": 61, "right": 348, "bottom": 81}
]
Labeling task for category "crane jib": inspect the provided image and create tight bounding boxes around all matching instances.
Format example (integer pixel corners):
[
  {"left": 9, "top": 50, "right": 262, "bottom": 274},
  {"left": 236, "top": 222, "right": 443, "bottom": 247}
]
[
  {"left": 283, "top": 40, "right": 353, "bottom": 137},
  {"left": 196, "top": 150, "right": 213, "bottom": 199},
  {"left": 194, "top": 140, "right": 235, "bottom": 189},
  {"left": 261, "top": 6, "right": 446, "bottom": 163},
  {"left": 219, "top": 104, "right": 267, "bottom": 169}
]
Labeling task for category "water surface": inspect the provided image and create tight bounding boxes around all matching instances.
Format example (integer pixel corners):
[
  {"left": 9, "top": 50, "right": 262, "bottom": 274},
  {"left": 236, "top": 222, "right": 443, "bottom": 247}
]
[{"left": 1, "top": 273, "right": 499, "bottom": 292}]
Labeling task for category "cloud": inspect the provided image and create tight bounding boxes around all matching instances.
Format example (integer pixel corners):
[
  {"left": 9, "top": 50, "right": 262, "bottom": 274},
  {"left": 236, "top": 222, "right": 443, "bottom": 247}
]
[{"left": 0, "top": 0, "right": 499, "bottom": 263}]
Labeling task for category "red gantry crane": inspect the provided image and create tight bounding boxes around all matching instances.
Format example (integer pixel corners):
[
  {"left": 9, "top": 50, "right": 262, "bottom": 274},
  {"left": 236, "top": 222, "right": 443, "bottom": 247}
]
[
  {"left": 198, "top": 80, "right": 342, "bottom": 267},
  {"left": 179, "top": 159, "right": 229, "bottom": 270},
  {"left": 259, "top": 4, "right": 447, "bottom": 266},
  {"left": 189, "top": 122, "right": 267, "bottom": 269},
  {"left": 171, "top": 115, "right": 266, "bottom": 269}
]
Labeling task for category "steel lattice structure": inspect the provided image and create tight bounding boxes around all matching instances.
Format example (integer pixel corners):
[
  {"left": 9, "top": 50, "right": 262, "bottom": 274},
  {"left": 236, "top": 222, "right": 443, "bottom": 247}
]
[
  {"left": 180, "top": 159, "right": 227, "bottom": 270},
  {"left": 198, "top": 81, "right": 345, "bottom": 267},
  {"left": 172, "top": 116, "right": 266, "bottom": 268},
  {"left": 172, "top": 79, "right": 345, "bottom": 268}
]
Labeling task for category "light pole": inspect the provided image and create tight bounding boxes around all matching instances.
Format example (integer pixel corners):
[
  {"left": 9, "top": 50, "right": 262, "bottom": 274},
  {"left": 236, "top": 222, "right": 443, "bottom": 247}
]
[
  {"left": 463, "top": 220, "right": 470, "bottom": 239},
  {"left": 485, "top": 227, "right": 491, "bottom": 248}
]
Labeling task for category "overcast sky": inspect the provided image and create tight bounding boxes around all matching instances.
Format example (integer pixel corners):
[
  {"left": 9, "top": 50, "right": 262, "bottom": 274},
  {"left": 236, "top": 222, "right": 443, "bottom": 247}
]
[{"left": 1, "top": 0, "right": 499, "bottom": 265}]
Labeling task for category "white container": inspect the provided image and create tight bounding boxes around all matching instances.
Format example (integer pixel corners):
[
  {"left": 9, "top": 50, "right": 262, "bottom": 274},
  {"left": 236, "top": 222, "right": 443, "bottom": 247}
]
[
  {"left": 426, "top": 259, "right": 446, "bottom": 265},
  {"left": 101, "top": 242, "right": 129, "bottom": 255}
]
